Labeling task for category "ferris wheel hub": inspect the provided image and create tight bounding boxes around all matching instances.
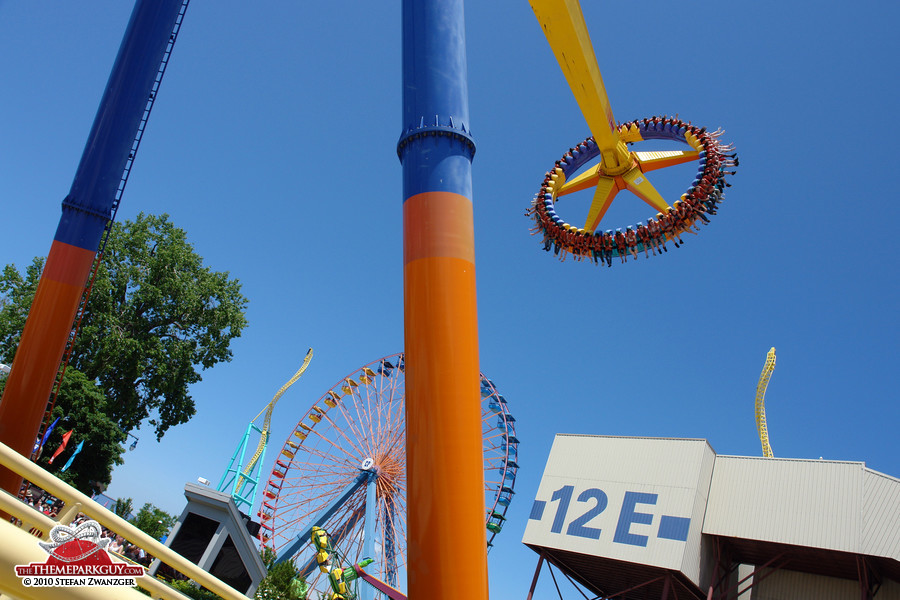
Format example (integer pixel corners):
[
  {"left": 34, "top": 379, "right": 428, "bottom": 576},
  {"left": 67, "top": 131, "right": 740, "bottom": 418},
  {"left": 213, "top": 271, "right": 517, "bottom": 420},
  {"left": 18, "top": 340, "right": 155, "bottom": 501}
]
[{"left": 361, "top": 457, "right": 375, "bottom": 470}]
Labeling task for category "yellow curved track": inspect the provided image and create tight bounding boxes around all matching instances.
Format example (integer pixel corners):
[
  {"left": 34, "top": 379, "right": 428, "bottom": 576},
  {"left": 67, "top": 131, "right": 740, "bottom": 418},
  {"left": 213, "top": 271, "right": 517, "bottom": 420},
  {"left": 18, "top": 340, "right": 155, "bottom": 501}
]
[
  {"left": 236, "top": 348, "right": 313, "bottom": 492},
  {"left": 755, "top": 347, "right": 776, "bottom": 458}
]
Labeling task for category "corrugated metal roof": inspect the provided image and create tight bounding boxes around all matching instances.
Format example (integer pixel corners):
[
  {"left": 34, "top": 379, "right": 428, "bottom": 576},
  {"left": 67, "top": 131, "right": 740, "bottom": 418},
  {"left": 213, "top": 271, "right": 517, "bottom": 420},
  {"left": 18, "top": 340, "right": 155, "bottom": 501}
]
[
  {"left": 680, "top": 444, "right": 716, "bottom": 584},
  {"left": 863, "top": 468, "right": 900, "bottom": 561},
  {"left": 703, "top": 456, "right": 864, "bottom": 553},
  {"left": 545, "top": 435, "right": 714, "bottom": 487}
]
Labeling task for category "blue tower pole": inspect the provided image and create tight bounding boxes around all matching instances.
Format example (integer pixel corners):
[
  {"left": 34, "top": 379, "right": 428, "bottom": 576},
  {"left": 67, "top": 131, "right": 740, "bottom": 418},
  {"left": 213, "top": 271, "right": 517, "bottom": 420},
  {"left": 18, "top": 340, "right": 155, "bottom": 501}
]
[
  {"left": 398, "top": 1, "right": 488, "bottom": 599},
  {"left": 0, "top": 0, "right": 186, "bottom": 495}
]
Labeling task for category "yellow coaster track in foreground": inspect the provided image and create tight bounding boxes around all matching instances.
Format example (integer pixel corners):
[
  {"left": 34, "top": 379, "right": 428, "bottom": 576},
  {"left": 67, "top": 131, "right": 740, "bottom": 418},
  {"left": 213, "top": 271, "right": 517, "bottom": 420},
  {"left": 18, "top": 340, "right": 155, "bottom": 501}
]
[
  {"left": 755, "top": 347, "right": 776, "bottom": 458},
  {"left": 236, "top": 348, "right": 314, "bottom": 494}
]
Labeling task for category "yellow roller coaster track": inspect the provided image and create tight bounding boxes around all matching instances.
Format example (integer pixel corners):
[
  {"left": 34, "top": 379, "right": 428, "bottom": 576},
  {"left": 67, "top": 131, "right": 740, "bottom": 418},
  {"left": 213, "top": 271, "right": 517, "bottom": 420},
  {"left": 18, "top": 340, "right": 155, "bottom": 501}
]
[
  {"left": 755, "top": 347, "right": 776, "bottom": 458},
  {"left": 236, "top": 348, "right": 314, "bottom": 493}
]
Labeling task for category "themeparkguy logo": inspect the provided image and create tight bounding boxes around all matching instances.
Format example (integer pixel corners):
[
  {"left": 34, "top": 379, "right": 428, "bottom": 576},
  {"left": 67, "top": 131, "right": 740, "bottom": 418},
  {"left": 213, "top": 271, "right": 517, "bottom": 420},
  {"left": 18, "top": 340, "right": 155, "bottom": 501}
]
[{"left": 15, "top": 520, "right": 144, "bottom": 587}]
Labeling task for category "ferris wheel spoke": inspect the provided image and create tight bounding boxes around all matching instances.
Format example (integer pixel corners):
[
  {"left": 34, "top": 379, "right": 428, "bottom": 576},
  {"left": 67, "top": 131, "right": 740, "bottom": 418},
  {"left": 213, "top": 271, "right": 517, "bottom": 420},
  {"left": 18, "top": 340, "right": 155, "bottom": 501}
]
[
  {"left": 349, "top": 385, "right": 378, "bottom": 455},
  {"left": 333, "top": 390, "right": 372, "bottom": 457},
  {"left": 295, "top": 443, "right": 358, "bottom": 473},
  {"left": 300, "top": 425, "right": 352, "bottom": 458},
  {"left": 339, "top": 385, "right": 367, "bottom": 441},
  {"left": 355, "top": 382, "right": 374, "bottom": 447},
  {"left": 483, "top": 429, "right": 506, "bottom": 446},
  {"left": 312, "top": 412, "right": 368, "bottom": 463}
]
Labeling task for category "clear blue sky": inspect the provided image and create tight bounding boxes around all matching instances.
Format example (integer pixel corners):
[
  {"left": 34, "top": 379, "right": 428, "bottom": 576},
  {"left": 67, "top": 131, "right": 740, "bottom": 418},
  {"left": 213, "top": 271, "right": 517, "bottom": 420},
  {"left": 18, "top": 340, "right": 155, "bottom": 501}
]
[{"left": 1, "top": 1, "right": 898, "bottom": 598}]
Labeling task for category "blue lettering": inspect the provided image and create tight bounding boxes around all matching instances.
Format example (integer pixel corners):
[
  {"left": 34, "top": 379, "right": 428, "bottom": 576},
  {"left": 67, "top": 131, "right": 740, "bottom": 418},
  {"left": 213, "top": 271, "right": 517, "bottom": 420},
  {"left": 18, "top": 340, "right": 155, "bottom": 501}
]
[
  {"left": 613, "top": 491, "right": 657, "bottom": 546},
  {"left": 565, "top": 488, "right": 607, "bottom": 539},
  {"left": 549, "top": 485, "right": 574, "bottom": 534}
]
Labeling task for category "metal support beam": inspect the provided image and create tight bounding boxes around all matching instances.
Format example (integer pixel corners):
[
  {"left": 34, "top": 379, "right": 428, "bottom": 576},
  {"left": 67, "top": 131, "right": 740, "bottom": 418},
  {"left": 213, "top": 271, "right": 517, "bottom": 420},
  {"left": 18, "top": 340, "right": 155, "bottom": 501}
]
[
  {"left": 0, "top": 0, "right": 186, "bottom": 496},
  {"left": 359, "top": 473, "right": 378, "bottom": 600},
  {"left": 526, "top": 555, "right": 544, "bottom": 600},
  {"left": 276, "top": 469, "right": 372, "bottom": 564},
  {"left": 399, "top": 1, "right": 487, "bottom": 599}
]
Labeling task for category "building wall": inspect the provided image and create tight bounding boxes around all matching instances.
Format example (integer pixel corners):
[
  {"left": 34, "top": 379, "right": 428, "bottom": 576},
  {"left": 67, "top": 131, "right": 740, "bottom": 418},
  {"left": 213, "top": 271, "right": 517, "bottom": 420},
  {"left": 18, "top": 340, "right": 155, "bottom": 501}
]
[
  {"left": 523, "top": 435, "right": 900, "bottom": 597},
  {"left": 703, "top": 456, "right": 864, "bottom": 553},
  {"left": 522, "top": 435, "right": 715, "bottom": 586},
  {"left": 747, "top": 568, "right": 900, "bottom": 600},
  {"left": 862, "top": 469, "right": 900, "bottom": 561}
]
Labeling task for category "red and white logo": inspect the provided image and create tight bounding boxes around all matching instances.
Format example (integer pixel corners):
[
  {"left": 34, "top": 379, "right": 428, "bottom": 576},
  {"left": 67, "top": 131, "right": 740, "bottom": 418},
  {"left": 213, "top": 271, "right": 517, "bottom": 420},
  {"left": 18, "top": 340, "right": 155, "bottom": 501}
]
[{"left": 15, "top": 520, "right": 144, "bottom": 587}]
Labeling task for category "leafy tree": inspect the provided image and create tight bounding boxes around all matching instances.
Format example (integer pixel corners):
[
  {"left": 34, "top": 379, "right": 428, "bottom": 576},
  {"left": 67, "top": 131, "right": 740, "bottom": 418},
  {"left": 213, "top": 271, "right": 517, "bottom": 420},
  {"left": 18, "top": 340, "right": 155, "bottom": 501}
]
[
  {"left": 113, "top": 497, "right": 134, "bottom": 519},
  {"left": 0, "top": 259, "right": 43, "bottom": 354},
  {"left": 0, "top": 213, "right": 248, "bottom": 493},
  {"left": 130, "top": 502, "right": 177, "bottom": 540},
  {"left": 48, "top": 369, "right": 128, "bottom": 492},
  {"left": 255, "top": 547, "right": 306, "bottom": 600},
  {"left": 70, "top": 212, "right": 249, "bottom": 439},
  {"left": 168, "top": 580, "right": 225, "bottom": 600}
]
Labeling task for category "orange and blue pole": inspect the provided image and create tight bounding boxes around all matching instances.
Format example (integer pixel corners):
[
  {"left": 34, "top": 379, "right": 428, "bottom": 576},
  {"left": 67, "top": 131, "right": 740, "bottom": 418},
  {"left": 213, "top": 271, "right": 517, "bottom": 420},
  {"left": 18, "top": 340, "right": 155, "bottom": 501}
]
[
  {"left": 398, "top": 1, "right": 488, "bottom": 599},
  {"left": 0, "top": 0, "right": 185, "bottom": 496}
]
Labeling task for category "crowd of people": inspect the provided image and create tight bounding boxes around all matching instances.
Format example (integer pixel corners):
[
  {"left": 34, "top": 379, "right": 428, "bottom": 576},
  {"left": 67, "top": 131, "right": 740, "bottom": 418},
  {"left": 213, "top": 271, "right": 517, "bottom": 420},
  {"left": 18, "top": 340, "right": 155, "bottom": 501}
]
[
  {"left": 15, "top": 480, "right": 156, "bottom": 567},
  {"left": 19, "top": 484, "right": 62, "bottom": 518},
  {"left": 526, "top": 115, "right": 738, "bottom": 265}
]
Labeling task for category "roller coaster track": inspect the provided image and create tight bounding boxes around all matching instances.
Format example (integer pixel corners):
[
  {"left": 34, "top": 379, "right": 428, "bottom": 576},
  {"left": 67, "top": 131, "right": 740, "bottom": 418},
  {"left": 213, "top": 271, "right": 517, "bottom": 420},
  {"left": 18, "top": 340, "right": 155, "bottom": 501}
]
[
  {"left": 236, "top": 348, "right": 313, "bottom": 493},
  {"left": 755, "top": 347, "right": 776, "bottom": 458}
]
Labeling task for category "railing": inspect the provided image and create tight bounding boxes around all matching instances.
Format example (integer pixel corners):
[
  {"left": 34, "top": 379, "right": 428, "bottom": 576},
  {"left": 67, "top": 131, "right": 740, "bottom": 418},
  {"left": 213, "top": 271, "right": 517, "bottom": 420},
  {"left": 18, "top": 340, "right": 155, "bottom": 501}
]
[{"left": 0, "top": 440, "right": 248, "bottom": 600}]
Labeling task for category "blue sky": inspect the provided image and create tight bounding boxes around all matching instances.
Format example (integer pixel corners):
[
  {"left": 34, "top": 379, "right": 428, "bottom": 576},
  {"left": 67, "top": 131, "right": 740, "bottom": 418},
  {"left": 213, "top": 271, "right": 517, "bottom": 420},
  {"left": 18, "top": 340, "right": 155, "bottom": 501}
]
[{"left": 1, "top": 1, "right": 898, "bottom": 598}]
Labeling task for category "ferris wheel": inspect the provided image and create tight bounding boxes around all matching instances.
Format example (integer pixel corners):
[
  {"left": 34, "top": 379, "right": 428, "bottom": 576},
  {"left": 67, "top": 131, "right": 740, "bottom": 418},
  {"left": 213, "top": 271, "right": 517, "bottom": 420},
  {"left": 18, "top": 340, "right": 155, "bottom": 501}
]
[{"left": 257, "top": 353, "right": 519, "bottom": 595}]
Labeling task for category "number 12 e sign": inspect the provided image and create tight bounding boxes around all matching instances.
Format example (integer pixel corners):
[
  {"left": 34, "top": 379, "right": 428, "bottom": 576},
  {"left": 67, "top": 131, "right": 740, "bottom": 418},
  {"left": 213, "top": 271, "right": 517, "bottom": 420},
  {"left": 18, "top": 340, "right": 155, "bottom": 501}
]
[{"left": 528, "top": 484, "right": 692, "bottom": 547}]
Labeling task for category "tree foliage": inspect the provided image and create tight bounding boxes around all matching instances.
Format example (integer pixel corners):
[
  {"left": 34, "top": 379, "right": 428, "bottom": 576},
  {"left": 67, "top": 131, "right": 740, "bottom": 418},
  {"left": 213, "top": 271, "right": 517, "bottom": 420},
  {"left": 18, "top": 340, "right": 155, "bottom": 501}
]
[
  {"left": 113, "top": 497, "right": 134, "bottom": 519},
  {"left": 71, "top": 213, "right": 249, "bottom": 439},
  {"left": 168, "top": 580, "right": 225, "bottom": 600},
  {"left": 130, "top": 502, "right": 177, "bottom": 540},
  {"left": 0, "top": 213, "right": 248, "bottom": 493},
  {"left": 255, "top": 547, "right": 306, "bottom": 600}
]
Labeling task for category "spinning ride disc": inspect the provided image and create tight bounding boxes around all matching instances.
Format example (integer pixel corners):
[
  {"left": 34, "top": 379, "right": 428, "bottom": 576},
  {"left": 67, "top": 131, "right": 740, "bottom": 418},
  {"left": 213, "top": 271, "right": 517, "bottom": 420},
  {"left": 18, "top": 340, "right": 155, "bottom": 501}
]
[
  {"left": 527, "top": 117, "right": 738, "bottom": 265},
  {"left": 258, "top": 353, "right": 518, "bottom": 595}
]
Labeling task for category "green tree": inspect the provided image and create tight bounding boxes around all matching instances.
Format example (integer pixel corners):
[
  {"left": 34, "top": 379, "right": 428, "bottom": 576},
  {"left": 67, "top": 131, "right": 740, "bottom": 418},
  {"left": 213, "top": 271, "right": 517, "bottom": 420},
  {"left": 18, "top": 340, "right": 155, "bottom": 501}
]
[
  {"left": 0, "top": 259, "right": 43, "bottom": 354},
  {"left": 0, "top": 213, "right": 248, "bottom": 492},
  {"left": 255, "top": 547, "right": 306, "bottom": 600},
  {"left": 168, "top": 580, "right": 225, "bottom": 600},
  {"left": 113, "top": 497, "right": 134, "bottom": 519},
  {"left": 71, "top": 212, "right": 248, "bottom": 440},
  {"left": 130, "top": 502, "right": 177, "bottom": 540}
]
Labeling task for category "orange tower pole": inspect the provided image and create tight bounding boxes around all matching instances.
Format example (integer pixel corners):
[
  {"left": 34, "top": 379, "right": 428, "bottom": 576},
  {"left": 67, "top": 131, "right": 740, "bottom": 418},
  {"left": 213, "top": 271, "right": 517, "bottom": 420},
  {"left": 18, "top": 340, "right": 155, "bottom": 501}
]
[
  {"left": 397, "top": 1, "right": 488, "bottom": 598},
  {"left": 0, "top": 0, "right": 185, "bottom": 495}
]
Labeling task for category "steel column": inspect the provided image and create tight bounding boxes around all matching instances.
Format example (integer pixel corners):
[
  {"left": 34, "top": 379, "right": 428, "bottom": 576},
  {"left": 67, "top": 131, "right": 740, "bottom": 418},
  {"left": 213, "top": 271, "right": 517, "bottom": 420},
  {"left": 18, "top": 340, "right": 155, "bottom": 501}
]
[
  {"left": 398, "top": 1, "right": 486, "bottom": 599},
  {"left": 360, "top": 473, "right": 377, "bottom": 600},
  {"left": 0, "top": 0, "right": 185, "bottom": 496}
]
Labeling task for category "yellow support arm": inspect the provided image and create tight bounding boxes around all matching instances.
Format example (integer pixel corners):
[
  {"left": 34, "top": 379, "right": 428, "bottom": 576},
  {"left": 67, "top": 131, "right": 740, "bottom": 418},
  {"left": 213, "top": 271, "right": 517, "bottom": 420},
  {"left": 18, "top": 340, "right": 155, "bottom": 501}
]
[{"left": 529, "top": 0, "right": 631, "bottom": 174}]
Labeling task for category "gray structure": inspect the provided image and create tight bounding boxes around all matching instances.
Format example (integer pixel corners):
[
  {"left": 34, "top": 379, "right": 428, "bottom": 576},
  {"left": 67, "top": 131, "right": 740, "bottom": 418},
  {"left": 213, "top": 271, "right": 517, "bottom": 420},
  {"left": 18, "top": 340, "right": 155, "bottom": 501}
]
[
  {"left": 522, "top": 434, "right": 899, "bottom": 599},
  {"left": 150, "top": 483, "right": 267, "bottom": 597}
]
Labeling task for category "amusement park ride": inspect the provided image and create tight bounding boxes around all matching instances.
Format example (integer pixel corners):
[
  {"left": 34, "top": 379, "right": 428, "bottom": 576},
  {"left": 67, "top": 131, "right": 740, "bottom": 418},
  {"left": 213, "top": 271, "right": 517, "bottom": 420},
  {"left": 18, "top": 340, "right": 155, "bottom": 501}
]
[
  {"left": 755, "top": 348, "right": 777, "bottom": 458},
  {"left": 0, "top": 0, "right": 736, "bottom": 599},
  {"left": 217, "top": 349, "right": 314, "bottom": 512},
  {"left": 526, "top": 0, "right": 737, "bottom": 264},
  {"left": 255, "top": 354, "right": 519, "bottom": 598}
]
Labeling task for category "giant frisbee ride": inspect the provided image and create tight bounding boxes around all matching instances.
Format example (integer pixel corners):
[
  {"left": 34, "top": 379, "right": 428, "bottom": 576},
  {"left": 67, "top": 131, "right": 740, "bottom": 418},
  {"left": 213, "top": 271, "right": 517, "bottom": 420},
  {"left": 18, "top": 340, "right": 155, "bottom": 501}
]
[{"left": 526, "top": 0, "right": 738, "bottom": 265}]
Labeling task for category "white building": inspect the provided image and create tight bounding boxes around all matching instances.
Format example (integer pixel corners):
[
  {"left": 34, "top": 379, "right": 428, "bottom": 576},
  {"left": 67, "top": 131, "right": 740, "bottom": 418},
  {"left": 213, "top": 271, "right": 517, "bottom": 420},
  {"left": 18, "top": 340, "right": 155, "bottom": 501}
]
[{"left": 522, "top": 434, "right": 899, "bottom": 599}]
